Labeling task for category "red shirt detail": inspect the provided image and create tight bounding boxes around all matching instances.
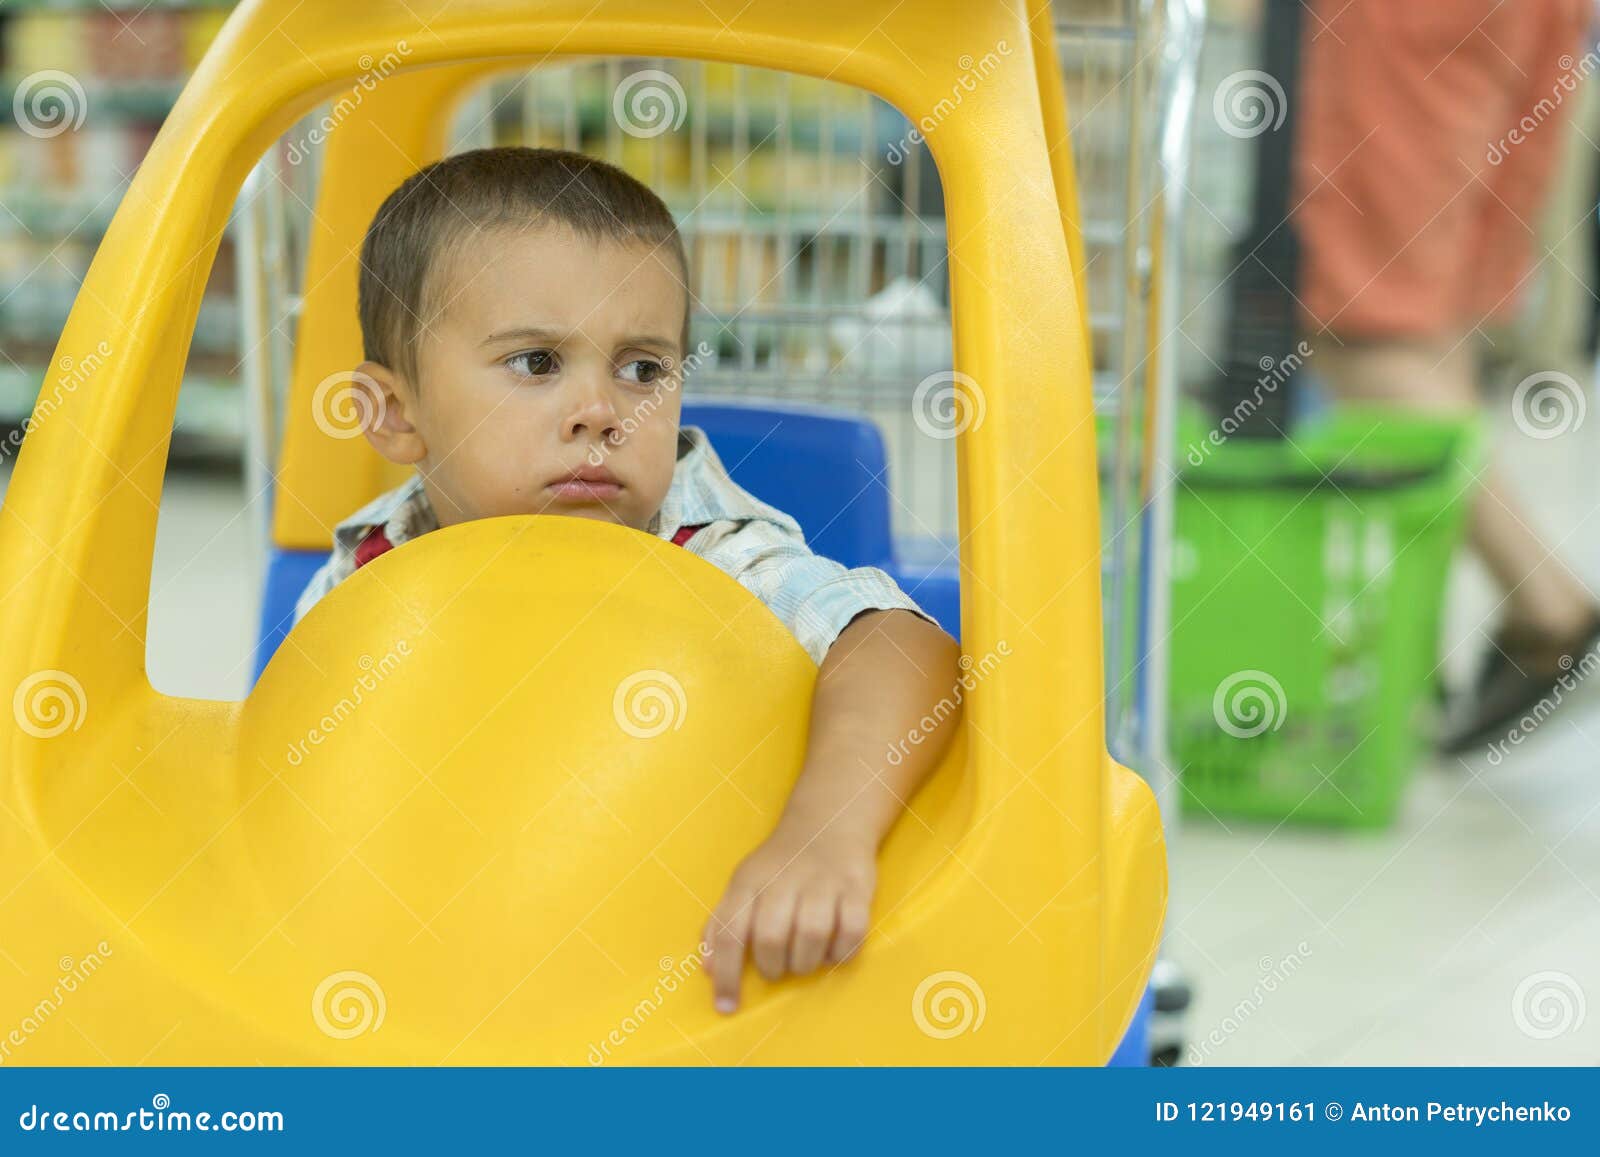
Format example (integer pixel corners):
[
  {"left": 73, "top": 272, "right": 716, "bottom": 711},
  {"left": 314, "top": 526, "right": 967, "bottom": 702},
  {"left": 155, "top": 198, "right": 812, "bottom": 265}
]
[{"left": 353, "top": 525, "right": 395, "bottom": 568}]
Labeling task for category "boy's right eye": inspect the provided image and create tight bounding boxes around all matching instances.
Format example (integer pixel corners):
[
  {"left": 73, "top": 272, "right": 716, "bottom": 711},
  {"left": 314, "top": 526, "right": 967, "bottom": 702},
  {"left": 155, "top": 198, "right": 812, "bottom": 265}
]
[{"left": 506, "top": 349, "right": 559, "bottom": 378}]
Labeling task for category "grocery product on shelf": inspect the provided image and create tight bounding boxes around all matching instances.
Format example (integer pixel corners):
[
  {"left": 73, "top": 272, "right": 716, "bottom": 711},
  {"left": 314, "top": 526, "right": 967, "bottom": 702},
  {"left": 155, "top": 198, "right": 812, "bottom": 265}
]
[{"left": 0, "top": 1, "right": 239, "bottom": 450}]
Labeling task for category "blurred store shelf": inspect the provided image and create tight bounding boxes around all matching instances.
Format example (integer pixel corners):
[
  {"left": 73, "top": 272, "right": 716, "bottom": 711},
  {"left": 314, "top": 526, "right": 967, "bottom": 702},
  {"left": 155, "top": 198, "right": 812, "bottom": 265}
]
[
  {"left": 0, "top": 0, "right": 239, "bottom": 461},
  {"left": 0, "top": 363, "right": 243, "bottom": 446}
]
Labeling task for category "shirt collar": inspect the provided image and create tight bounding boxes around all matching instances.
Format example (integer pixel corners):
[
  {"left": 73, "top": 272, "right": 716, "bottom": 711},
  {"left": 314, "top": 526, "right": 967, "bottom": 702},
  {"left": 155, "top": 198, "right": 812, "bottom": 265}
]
[
  {"left": 648, "top": 425, "right": 800, "bottom": 539},
  {"left": 330, "top": 472, "right": 435, "bottom": 556}
]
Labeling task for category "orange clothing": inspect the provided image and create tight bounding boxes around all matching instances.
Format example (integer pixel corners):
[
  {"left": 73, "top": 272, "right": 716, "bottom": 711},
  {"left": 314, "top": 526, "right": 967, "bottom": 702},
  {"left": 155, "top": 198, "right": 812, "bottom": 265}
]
[{"left": 1295, "top": 0, "right": 1590, "bottom": 337}]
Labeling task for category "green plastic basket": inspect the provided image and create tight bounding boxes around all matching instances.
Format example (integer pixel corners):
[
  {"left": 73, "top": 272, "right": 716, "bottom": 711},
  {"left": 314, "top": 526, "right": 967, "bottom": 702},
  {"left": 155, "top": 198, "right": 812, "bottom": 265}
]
[{"left": 1169, "top": 408, "right": 1483, "bottom": 828}]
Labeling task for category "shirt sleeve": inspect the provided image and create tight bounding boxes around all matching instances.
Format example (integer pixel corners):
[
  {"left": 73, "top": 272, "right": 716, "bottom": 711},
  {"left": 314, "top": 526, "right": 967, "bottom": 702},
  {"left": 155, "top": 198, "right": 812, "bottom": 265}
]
[{"left": 687, "top": 517, "right": 941, "bottom": 665}]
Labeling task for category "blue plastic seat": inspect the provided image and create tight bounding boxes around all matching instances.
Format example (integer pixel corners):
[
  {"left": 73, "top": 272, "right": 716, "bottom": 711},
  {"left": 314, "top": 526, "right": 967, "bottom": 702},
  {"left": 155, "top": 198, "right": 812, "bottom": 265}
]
[
  {"left": 255, "top": 546, "right": 333, "bottom": 679},
  {"left": 673, "top": 399, "right": 962, "bottom": 638},
  {"left": 681, "top": 399, "right": 897, "bottom": 570}
]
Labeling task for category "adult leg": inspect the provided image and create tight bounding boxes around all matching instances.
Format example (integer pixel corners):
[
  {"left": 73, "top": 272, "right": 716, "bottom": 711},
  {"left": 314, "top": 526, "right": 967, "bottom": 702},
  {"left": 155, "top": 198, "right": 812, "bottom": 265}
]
[{"left": 1297, "top": 0, "right": 1599, "bottom": 751}]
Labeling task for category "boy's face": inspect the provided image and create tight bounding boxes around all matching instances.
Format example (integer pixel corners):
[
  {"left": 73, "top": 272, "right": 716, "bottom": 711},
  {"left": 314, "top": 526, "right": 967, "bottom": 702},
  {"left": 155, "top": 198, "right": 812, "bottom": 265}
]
[{"left": 359, "top": 224, "right": 688, "bottom": 533}]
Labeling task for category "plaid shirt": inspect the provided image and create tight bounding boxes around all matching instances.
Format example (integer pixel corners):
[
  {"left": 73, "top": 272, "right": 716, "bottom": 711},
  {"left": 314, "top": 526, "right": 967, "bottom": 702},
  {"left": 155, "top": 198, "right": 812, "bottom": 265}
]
[{"left": 293, "top": 426, "right": 933, "bottom": 664}]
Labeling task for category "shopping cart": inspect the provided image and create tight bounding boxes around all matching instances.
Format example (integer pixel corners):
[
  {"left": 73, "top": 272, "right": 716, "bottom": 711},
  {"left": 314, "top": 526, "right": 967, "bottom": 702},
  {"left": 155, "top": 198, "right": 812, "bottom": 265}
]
[
  {"left": 31, "top": 0, "right": 1177, "bottom": 1062},
  {"left": 231, "top": 0, "right": 1199, "bottom": 1064}
]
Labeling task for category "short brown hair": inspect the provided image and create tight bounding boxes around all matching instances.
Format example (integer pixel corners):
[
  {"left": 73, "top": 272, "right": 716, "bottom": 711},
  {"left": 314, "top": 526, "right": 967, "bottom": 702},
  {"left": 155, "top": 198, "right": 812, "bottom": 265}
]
[{"left": 358, "top": 146, "right": 690, "bottom": 384}]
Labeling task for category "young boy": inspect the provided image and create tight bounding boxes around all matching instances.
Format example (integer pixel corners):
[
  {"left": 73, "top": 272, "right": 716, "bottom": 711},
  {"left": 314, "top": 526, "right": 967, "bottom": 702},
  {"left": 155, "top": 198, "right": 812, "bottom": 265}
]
[{"left": 293, "top": 147, "right": 962, "bottom": 1016}]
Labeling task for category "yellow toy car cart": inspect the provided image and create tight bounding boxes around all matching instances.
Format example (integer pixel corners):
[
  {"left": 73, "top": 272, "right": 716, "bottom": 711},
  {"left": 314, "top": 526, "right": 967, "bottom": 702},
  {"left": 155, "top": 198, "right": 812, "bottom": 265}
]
[{"left": 0, "top": 0, "right": 1165, "bottom": 1064}]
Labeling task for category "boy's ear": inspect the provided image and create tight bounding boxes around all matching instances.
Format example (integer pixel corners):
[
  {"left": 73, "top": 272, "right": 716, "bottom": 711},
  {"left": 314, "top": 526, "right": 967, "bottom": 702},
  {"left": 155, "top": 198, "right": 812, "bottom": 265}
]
[{"left": 352, "top": 360, "right": 426, "bottom": 465}]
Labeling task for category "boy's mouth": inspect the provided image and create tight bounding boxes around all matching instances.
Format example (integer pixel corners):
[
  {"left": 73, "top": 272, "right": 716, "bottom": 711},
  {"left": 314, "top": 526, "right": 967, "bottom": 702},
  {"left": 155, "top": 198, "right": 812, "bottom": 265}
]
[{"left": 545, "top": 464, "right": 623, "bottom": 503}]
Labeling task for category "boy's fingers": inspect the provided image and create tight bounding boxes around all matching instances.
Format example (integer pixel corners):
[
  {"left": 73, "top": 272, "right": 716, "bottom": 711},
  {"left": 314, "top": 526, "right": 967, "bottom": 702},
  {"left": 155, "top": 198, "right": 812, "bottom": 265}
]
[
  {"left": 827, "top": 892, "right": 871, "bottom": 964},
  {"left": 707, "top": 899, "right": 753, "bottom": 1014},
  {"left": 787, "top": 889, "right": 840, "bottom": 976},
  {"left": 749, "top": 887, "right": 799, "bottom": 982}
]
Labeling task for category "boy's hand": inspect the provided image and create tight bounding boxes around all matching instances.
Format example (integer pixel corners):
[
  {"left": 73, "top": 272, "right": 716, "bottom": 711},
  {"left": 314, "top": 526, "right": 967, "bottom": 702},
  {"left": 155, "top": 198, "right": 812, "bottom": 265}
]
[
  {"left": 701, "top": 819, "right": 876, "bottom": 1014},
  {"left": 697, "top": 607, "right": 961, "bottom": 1016}
]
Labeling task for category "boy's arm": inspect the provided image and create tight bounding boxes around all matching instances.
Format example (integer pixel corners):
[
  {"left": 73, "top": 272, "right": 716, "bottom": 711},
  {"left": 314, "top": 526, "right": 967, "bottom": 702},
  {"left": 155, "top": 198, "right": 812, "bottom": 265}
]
[{"left": 702, "top": 606, "right": 962, "bottom": 1013}]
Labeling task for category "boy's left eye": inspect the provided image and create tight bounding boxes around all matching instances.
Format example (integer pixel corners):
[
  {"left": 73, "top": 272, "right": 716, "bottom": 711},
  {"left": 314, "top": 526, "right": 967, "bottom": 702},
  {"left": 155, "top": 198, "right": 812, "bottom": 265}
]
[{"left": 618, "top": 358, "right": 665, "bottom": 385}]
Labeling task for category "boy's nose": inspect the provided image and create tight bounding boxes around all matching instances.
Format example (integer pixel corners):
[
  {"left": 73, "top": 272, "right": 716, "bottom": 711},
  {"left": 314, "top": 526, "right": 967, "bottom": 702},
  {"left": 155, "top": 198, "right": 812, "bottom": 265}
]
[{"left": 562, "top": 380, "right": 622, "bottom": 442}]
